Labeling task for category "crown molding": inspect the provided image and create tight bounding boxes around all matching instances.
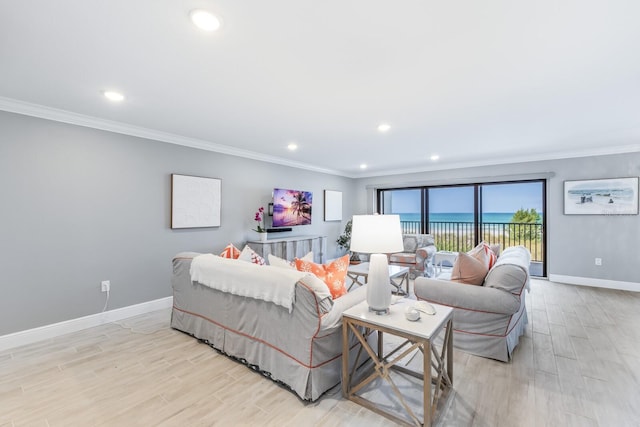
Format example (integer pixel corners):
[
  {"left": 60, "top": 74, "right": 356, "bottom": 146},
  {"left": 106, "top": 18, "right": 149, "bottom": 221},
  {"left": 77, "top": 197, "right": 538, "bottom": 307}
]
[
  {"left": 352, "top": 143, "right": 640, "bottom": 179},
  {"left": 0, "top": 96, "right": 349, "bottom": 177},
  {"left": 2, "top": 96, "right": 637, "bottom": 180}
]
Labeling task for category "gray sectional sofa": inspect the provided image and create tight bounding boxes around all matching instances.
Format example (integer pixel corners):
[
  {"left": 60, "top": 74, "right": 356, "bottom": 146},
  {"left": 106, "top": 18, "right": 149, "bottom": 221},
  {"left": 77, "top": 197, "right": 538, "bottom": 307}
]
[
  {"left": 170, "top": 252, "right": 371, "bottom": 401},
  {"left": 414, "top": 246, "right": 531, "bottom": 362}
]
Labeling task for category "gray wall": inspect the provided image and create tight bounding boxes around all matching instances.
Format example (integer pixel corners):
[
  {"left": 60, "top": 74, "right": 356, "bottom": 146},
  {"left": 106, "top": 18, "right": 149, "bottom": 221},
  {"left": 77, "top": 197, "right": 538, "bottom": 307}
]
[
  {"left": 355, "top": 153, "right": 640, "bottom": 287},
  {"left": 0, "top": 111, "right": 355, "bottom": 335},
  {"left": 2, "top": 108, "right": 637, "bottom": 336}
]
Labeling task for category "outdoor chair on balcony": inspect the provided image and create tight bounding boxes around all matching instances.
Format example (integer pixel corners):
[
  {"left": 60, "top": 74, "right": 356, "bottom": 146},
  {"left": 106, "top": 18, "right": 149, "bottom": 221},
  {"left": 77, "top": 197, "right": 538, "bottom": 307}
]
[{"left": 388, "top": 234, "right": 436, "bottom": 279}]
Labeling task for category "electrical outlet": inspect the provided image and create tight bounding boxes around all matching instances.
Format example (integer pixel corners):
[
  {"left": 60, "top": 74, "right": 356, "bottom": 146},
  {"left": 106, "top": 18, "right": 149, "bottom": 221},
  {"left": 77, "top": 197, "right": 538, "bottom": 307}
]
[
  {"left": 101, "top": 280, "right": 111, "bottom": 292},
  {"left": 595, "top": 258, "right": 602, "bottom": 266}
]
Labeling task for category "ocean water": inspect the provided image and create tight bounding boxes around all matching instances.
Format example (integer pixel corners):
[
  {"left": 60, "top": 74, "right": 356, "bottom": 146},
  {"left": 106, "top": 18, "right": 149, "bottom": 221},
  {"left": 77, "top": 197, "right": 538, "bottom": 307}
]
[{"left": 398, "top": 212, "right": 542, "bottom": 223}]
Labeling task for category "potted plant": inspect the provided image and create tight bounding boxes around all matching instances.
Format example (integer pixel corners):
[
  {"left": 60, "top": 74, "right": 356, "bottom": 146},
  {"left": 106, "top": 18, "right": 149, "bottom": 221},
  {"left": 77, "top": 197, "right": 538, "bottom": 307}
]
[
  {"left": 252, "top": 206, "right": 267, "bottom": 242},
  {"left": 336, "top": 219, "right": 361, "bottom": 264}
]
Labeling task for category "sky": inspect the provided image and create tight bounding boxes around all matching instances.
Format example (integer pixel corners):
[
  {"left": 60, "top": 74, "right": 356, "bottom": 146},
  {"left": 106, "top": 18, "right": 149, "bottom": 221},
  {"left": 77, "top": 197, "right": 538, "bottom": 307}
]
[{"left": 389, "top": 182, "right": 544, "bottom": 213}]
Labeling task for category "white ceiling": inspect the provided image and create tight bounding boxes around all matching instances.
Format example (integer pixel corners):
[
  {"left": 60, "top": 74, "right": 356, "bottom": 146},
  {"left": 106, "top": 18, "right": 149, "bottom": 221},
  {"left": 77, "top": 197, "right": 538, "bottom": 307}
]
[{"left": 1, "top": 0, "right": 639, "bottom": 177}]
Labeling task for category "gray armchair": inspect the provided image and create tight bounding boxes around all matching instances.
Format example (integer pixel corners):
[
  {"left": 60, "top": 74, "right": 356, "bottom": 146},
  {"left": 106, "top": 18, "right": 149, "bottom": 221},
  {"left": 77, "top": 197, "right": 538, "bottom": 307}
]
[
  {"left": 413, "top": 246, "right": 530, "bottom": 362},
  {"left": 388, "top": 234, "right": 436, "bottom": 279}
]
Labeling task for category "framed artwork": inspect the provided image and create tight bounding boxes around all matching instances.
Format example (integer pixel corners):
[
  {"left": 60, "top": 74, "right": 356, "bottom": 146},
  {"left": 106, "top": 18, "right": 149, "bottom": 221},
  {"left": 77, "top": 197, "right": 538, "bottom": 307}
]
[
  {"left": 324, "top": 190, "right": 342, "bottom": 221},
  {"left": 564, "top": 177, "right": 639, "bottom": 215},
  {"left": 171, "top": 174, "right": 221, "bottom": 228},
  {"left": 273, "top": 188, "right": 313, "bottom": 226}
]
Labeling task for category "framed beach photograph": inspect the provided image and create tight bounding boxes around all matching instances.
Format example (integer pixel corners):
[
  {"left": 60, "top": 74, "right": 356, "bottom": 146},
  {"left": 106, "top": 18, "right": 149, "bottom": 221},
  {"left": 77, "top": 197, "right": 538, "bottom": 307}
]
[
  {"left": 272, "top": 188, "right": 313, "bottom": 226},
  {"left": 171, "top": 174, "right": 221, "bottom": 228},
  {"left": 564, "top": 177, "right": 639, "bottom": 215}
]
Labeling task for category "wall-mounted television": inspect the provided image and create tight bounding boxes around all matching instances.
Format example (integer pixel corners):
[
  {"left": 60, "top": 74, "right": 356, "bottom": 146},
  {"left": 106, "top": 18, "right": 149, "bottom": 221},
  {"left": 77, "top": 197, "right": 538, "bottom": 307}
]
[{"left": 272, "top": 188, "right": 313, "bottom": 227}]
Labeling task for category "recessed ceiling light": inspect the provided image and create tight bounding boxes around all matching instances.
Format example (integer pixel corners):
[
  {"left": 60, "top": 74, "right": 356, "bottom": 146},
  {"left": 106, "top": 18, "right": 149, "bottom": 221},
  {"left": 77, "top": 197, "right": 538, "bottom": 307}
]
[
  {"left": 360, "top": 164, "right": 367, "bottom": 169},
  {"left": 377, "top": 123, "right": 391, "bottom": 133},
  {"left": 103, "top": 90, "right": 125, "bottom": 102},
  {"left": 287, "top": 143, "right": 298, "bottom": 151},
  {"left": 430, "top": 154, "right": 440, "bottom": 161},
  {"left": 190, "top": 9, "right": 222, "bottom": 32}
]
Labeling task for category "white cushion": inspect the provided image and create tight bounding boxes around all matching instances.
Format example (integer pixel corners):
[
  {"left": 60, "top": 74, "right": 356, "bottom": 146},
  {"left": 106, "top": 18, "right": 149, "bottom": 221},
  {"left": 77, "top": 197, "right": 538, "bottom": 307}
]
[
  {"left": 238, "top": 245, "right": 266, "bottom": 265},
  {"left": 268, "top": 252, "right": 313, "bottom": 269}
]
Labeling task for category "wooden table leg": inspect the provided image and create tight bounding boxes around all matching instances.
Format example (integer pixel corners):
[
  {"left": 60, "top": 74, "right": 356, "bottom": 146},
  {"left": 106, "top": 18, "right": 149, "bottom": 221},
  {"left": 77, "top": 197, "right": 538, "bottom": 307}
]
[
  {"left": 342, "top": 318, "right": 350, "bottom": 397},
  {"left": 447, "top": 319, "right": 453, "bottom": 385},
  {"left": 424, "top": 339, "right": 432, "bottom": 427}
]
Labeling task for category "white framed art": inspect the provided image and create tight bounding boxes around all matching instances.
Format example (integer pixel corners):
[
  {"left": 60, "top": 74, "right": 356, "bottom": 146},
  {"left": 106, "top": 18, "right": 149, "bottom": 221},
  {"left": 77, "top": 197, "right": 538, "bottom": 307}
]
[
  {"left": 324, "top": 190, "right": 342, "bottom": 221},
  {"left": 171, "top": 174, "right": 221, "bottom": 228}
]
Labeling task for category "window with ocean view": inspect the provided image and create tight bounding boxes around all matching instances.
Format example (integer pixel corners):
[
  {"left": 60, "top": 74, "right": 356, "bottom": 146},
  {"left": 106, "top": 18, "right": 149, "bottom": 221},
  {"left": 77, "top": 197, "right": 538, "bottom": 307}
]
[
  {"left": 429, "top": 186, "right": 476, "bottom": 253},
  {"left": 378, "top": 180, "right": 546, "bottom": 277},
  {"left": 379, "top": 188, "right": 422, "bottom": 233}
]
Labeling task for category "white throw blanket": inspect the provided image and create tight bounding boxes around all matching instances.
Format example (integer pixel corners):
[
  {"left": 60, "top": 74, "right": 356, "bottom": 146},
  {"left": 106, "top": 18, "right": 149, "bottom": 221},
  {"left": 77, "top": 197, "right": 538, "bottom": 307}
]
[{"left": 189, "top": 254, "right": 309, "bottom": 312}]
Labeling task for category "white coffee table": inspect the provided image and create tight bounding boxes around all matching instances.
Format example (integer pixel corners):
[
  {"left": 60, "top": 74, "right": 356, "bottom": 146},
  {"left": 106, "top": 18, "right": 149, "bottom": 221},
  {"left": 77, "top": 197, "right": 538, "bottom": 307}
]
[
  {"left": 347, "top": 262, "right": 410, "bottom": 295},
  {"left": 342, "top": 299, "right": 454, "bottom": 426}
]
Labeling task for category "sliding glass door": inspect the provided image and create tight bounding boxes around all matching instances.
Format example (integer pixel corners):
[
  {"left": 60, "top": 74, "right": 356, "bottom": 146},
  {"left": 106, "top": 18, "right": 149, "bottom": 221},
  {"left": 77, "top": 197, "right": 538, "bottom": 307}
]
[
  {"left": 378, "top": 188, "right": 422, "bottom": 233},
  {"left": 428, "top": 186, "right": 476, "bottom": 252},
  {"left": 480, "top": 181, "right": 545, "bottom": 276},
  {"left": 378, "top": 180, "right": 546, "bottom": 277}
]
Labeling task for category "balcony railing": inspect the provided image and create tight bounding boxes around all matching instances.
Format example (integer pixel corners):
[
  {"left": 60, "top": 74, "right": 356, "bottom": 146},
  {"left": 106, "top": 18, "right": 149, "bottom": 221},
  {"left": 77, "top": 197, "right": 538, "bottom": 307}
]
[{"left": 401, "top": 220, "right": 544, "bottom": 262}]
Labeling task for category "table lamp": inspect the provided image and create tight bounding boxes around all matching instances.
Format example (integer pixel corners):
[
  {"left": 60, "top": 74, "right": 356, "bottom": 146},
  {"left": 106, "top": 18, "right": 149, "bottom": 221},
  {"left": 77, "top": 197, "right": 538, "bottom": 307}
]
[{"left": 349, "top": 214, "right": 404, "bottom": 314}]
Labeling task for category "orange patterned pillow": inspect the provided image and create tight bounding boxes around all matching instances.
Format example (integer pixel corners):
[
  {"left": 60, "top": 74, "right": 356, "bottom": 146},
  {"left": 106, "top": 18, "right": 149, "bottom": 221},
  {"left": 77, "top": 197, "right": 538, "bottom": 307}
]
[
  {"left": 295, "top": 254, "right": 350, "bottom": 299},
  {"left": 220, "top": 243, "right": 240, "bottom": 259}
]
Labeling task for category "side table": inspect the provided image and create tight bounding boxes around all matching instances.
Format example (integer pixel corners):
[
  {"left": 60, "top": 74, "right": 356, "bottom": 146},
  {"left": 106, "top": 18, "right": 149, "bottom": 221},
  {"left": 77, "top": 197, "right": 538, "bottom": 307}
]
[
  {"left": 342, "top": 300, "right": 454, "bottom": 426},
  {"left": 346, "top": 262, "right": 410, "bottom": 295},
  {"left": 433, "top": 251, "right": 458, "bottom": 277}
]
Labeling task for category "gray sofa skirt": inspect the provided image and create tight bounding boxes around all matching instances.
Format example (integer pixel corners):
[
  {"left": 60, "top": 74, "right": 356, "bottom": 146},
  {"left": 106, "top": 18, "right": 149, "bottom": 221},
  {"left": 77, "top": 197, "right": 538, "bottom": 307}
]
[{"left": 171, "top": 254, "right": 374, "bottom": 401}]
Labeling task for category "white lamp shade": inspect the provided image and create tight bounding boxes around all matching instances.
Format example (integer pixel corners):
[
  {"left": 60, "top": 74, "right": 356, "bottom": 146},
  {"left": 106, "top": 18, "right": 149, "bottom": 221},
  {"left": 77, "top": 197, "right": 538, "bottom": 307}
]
[{"left": 349, "top": 215, "right": 404, "bottom": 254}]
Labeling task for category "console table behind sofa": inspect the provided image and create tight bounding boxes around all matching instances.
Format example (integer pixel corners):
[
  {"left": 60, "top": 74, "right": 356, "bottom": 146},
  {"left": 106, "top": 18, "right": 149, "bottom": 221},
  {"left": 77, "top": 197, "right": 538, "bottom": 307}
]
[{"left": 247, "top": 235, "right": 327, "bottom": 263}]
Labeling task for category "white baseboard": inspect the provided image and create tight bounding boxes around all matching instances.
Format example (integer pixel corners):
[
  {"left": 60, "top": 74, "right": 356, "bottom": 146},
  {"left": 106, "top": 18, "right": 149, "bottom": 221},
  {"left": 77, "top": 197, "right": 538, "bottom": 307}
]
[
  {"left": 0, "top": 297, "right": 173, "bottom": 353},
  {"left": 548, "top": 275, "right": 640, "bottom": 292}
]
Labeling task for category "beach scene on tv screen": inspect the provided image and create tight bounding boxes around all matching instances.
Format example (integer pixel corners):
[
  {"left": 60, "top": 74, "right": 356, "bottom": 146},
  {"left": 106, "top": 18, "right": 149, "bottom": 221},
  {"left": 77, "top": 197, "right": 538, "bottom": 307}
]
[{"left": 273, "top": 189, "right": 312, "bottom": 227}]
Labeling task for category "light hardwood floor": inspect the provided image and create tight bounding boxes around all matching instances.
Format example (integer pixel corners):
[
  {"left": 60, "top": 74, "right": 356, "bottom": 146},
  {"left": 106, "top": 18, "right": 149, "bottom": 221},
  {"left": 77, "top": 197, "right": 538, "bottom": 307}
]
[{"left": 1, "top": 278, "right": 640, "bottom": 426}]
